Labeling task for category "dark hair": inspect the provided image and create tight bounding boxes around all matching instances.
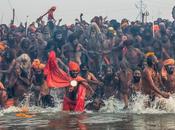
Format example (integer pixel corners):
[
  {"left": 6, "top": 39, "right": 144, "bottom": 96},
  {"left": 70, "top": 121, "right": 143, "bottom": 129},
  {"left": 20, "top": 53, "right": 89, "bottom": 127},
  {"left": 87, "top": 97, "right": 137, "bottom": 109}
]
[{"left": 147, "top": 56, "right": 154, "bottom": 67}]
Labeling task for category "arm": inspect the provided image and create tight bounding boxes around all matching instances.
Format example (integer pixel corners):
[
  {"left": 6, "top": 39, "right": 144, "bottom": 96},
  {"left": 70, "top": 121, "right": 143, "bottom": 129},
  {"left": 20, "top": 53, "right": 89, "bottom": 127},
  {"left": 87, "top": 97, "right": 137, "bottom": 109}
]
[
  {"left": 57, "top": 58, "right": 69, "bottom": 72},
  {"left": 145, "top": 69, "right": 165, "bottom": 96},
  {"left": 81, "top": 81, "right": 94, "bottom": 94},
  {"left": 87, "top": 73, "right": 102, "bottom": 85},
  {"left": 19, "top": 76, "right": 31, "bottom": 86},
  {"left": 0, "top": 60, "right": 16, "bottom": 73}
]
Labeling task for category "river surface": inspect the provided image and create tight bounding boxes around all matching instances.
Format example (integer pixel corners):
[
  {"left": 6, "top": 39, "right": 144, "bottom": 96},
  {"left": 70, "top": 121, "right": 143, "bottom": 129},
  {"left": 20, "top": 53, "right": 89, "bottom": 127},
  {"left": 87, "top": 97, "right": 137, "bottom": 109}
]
[
  {"left": 1, "top": 94, "right": 175, "bottom": 130},
  {"left": 1, "top": 112, "right": 175, "bottom": 130}
]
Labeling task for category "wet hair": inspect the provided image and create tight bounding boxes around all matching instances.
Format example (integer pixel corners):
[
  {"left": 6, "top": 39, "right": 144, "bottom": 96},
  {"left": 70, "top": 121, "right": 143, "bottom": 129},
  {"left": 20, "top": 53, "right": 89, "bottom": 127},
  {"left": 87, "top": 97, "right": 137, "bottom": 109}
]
[{"left": 147, "top": 56, "right": 154, "bottom": 67}]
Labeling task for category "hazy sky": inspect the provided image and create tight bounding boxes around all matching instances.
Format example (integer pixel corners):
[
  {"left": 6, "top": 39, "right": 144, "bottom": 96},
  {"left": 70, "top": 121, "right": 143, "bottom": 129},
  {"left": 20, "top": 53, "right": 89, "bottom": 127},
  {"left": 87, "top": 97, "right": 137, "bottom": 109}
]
[{"left": 0, "top": 0, "right": 174, "bottom": 25}]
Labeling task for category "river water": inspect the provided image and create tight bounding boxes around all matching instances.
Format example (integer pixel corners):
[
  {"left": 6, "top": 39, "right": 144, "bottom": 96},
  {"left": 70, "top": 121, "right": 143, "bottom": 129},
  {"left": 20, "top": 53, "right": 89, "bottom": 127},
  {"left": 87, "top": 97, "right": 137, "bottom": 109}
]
[{"left": 1, "top": 94, "right": 175, "bottom": 130}]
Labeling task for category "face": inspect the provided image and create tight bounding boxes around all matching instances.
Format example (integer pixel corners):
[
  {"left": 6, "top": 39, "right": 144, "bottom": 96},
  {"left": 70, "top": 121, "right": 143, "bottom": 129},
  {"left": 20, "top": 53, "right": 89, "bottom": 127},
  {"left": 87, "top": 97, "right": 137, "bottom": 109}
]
[
  {"left": 70, "top": 70, "right": 79, "bottom": 78},
  {"left": 133, "top": 70, "right": 141, "bottom": 83},
  {"left": 73, "top": 39, "right": 78, "bottom": 46},
  {"left": 93, "top": 99, "right": 101, "bottom": 110},
  {"left": 8, "top": 34, "right": 14, "bottom": 41},
  {"left": 166, "top": 65, "right": 175, "bottom": 75},
  {"left": 55, "top": 33, "right": 63, "bottom": 40},
  {"left": 81, "top": 66, "right": 88, "bottom": 74},
  {"left": 21, "top": 59, "right": 27, "bottom": 65}
]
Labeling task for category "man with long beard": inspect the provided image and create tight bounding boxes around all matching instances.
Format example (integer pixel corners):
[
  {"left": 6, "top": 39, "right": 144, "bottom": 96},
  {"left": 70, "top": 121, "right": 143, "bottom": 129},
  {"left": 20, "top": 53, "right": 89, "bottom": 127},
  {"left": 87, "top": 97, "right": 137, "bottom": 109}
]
[{"left": 44, "top": 51, "right": 93, "bottom": 112}]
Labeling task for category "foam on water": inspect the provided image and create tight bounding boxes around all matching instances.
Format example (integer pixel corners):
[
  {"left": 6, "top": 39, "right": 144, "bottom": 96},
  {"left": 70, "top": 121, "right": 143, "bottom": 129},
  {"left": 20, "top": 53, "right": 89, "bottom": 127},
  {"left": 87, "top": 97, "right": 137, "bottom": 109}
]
[{"left": 99, "top": 93, "right": 175, "bottom": 114}]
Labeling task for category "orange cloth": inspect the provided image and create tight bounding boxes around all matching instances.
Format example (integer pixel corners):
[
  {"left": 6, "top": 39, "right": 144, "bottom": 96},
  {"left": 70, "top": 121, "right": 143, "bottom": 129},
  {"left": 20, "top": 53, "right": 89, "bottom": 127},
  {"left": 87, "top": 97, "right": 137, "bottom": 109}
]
[
  {"left": 44, "top": 51, "right": 86, "bottom": 112},
  {"left": 163, "top": 59, "right": 175, "bottom": 66},
  {"left": 32, "top": 59, "right": 45, "bottom": 70},
  {"left": 0, "top": 42, "right": 7, "bottom": 51},
  {"left": 152, "top": 25, "right": 160, "bottom": 32},
  {"left": 44, "top": 51, "right": 69, "bottom": 88},
  {"left": 161, "top": 58, "right": 175, "bottom": 80},
  {"left": 5, "top": 99, "right": 15, "bottom": 108},
  {"left": 48, "top": 6, "right": 56, "bottom": 20},
  {"left": 44, "top": 51, "right": 84, "bottom": 88},
  {"left": 145, "top": 52, "right": 155, "bottom": 57},
  {"left": 68, "top": 61, "right": 80, "bottom": 72}
]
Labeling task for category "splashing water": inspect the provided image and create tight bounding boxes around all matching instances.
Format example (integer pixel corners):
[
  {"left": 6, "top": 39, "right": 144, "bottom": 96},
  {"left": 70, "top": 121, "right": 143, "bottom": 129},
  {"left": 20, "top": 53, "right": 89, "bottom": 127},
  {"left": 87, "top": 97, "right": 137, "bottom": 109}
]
[
  {"left": 99, "top": 93, "right": 175, "bottom": 114},
  {"left": 1, "top": 90, "right": 175, "bottom": 116}
]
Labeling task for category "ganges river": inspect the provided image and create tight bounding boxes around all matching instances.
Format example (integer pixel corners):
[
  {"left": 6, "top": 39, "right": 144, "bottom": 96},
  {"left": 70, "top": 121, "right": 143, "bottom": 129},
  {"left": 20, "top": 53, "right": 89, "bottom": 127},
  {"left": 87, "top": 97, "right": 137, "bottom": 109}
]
[
  {"left": 1, "top": 94, "right": 175, "bottom": 130},
  {"left": 1, "top": 112, "right": 175, "bottom": 130}
]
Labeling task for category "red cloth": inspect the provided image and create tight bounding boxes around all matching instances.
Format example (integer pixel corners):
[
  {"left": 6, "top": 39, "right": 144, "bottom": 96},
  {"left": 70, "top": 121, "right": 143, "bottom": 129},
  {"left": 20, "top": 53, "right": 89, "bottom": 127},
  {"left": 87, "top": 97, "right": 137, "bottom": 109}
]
[
  {"left": 63, "top": 84, "right": 86, "bottom": 112},
  {"left": 68, "top": 61, "right": 80, "bottom": 72},
  {"left": 44, "top": 51, "right": 86, "bottom": 112},
  {"left": 44, "top": 51, "right": 70, "bottom": 88},
  {"left": 48, "top": 7, "right": 56, "bottom": 20}
]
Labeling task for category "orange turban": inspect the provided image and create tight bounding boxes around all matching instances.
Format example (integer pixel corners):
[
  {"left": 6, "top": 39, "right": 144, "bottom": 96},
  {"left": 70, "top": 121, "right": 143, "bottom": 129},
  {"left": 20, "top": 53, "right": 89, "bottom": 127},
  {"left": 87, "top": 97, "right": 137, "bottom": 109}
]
[
  {"left": 161, "top": 58, "right": 175, "bottom": 80},
  {"left": 145, "top": 52, "right": 155, "bottom": 57},
  {"left": 32, "top": 59, "right": 45, "bottom": 70},
  {"left": 163, "top": 59, "right": 175, "bottom": 66},
  {"left": 68, "top": 61, "right": 80, "bottom": 72}
]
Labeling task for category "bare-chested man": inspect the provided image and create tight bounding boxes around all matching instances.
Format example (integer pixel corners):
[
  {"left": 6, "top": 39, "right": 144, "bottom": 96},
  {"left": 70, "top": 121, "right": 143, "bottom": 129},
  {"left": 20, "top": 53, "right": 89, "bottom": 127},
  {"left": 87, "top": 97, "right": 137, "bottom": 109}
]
[
  {"left": 142, "top": 52, "right": 170, "bottom": 101},
  {"left": 117, "top": 61, "right": 133, "bottom": 109},
  {"left": 80, "top": 64, "right": 102, "bottom": 98},
  {"left": 130, "top": 69, "right": 142, "bottom": 95},
  {"left": 161, "top": 59, "right": 175, "bottom": 93}
]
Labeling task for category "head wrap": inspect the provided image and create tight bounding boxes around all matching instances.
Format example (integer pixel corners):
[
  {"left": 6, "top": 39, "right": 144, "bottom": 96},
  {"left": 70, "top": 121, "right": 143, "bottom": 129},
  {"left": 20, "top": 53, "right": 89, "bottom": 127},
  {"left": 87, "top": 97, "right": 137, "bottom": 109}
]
[
  {"left": 145, "top": 52, "right": 155, "bottom": 57},
  {"left": 32, "top": 59, "right": 45, "bottom": 70},
  {"left": 161, "top": 58, "right": 175, "bottom": 80},
  {"left": 68, "top": 61, "right": 80, "bottom": 72},
  {"left": 163, "top": 59, "right": 175, "bottom": 66}
]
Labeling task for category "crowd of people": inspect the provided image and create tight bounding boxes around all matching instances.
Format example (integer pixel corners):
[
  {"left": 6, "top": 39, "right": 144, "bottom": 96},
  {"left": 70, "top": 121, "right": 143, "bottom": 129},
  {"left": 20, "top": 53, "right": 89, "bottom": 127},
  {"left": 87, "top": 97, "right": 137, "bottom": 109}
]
[{"left": 0, "top": 6, "right": 175, "bottom": 112}]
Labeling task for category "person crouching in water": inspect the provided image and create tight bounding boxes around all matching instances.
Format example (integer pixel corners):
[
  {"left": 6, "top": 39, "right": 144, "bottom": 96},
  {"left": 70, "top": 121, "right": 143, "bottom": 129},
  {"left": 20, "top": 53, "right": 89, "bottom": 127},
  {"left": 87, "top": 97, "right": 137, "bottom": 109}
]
[
  {"left": 142, "top": 52, "right": 170, "bottom": 103},
  {"left": 161, "top": 59, "right": 175, "bottom": 94}
]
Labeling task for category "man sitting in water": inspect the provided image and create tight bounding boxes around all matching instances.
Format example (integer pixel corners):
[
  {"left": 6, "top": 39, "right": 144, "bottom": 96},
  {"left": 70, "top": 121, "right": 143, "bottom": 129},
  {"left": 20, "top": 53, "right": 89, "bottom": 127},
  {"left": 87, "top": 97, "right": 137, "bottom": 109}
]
[
  {"left": 142, "top": 52, "right": 170, "bottom": 102},
  {"left": 161, "top": 58, "right": 175, "bottom": 93}
]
